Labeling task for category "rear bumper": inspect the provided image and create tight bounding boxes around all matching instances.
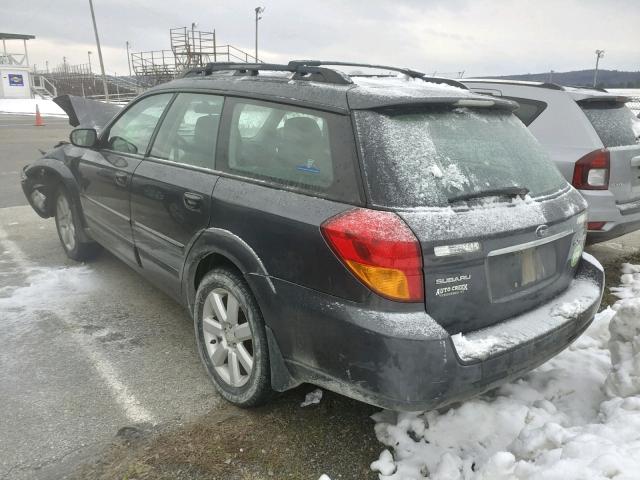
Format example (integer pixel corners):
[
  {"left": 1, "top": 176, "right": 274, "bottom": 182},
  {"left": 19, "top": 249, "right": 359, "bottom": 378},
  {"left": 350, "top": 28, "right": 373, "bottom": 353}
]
[
  {"left": 581, "top": 190, "right": 640, "bottom": 243},
  {"left": 587, "top": 217, "right": 640, "bottom": 243},
  {"left": 255, "top": 253, "right": 604, "bottom": 411}
]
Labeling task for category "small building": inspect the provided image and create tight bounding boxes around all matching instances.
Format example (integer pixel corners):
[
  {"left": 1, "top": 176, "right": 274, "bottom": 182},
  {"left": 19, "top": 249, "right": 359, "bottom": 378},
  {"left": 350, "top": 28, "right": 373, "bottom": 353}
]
[{"left": 0, "top": 33, "right": 35, "bottom": 99}]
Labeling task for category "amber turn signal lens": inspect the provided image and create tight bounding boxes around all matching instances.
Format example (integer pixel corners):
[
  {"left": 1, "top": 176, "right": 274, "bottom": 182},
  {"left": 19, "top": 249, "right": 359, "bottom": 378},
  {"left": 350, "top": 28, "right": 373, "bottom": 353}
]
[{"left": 346, "top": 261, "right": 413, "bottom": 300}]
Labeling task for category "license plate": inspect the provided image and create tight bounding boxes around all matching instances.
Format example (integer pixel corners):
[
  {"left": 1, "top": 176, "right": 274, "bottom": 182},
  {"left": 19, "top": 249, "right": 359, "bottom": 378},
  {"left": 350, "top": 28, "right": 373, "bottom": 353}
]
[{"left": 488, "top": 242, "right": 557, "bottom": 299}]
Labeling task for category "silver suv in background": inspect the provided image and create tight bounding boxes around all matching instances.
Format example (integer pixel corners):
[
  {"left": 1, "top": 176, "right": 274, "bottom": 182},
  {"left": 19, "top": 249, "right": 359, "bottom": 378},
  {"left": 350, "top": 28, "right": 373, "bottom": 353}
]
[{"left": 462, "top": 79, "right": 640, "bottom": 243}]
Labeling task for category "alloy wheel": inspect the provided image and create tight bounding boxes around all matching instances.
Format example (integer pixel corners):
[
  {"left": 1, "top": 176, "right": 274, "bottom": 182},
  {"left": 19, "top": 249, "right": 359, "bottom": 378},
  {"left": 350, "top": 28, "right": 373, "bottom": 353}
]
[
  {"left": 56, "top": 193, "right": 76, "bottom": 252},
  {"left": 202, "top": 288, "right": 254, "bottom": 387}
]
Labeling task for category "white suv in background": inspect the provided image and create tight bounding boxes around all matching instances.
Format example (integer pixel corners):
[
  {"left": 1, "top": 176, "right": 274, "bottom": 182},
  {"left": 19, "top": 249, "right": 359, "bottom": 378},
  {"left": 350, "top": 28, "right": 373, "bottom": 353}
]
[{"left": 462, "top": 79, "right": 640, "bottom": 243}]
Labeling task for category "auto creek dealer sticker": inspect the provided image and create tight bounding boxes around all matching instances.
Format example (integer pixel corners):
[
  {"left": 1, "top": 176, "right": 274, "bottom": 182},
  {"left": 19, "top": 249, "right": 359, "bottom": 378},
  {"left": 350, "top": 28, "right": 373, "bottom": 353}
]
[{"left": 435, "top": 274, "right": 471, "bottom": 297}]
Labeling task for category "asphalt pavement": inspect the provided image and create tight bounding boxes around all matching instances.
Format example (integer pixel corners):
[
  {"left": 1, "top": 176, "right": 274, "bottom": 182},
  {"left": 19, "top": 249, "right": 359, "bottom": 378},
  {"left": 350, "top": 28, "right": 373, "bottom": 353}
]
[
  {"left": 0, "top": 114, "right": 71, "bottom": 208},
  {"left": 0, "top": 115, "right": 220, "bottom": 479}
]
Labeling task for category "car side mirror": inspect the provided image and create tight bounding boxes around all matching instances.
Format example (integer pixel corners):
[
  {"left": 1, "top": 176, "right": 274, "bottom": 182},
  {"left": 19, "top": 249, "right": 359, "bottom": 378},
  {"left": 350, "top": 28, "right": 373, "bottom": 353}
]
[{"left": 70, "top": 128, "right": 98, "bottom": 148}]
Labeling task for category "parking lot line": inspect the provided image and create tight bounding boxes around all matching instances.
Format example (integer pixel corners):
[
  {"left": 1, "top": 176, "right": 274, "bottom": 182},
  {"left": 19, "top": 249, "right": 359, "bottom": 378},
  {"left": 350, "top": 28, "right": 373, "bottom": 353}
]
[{"left": 0, "top": 225, "right": 156, "bottom": 425}]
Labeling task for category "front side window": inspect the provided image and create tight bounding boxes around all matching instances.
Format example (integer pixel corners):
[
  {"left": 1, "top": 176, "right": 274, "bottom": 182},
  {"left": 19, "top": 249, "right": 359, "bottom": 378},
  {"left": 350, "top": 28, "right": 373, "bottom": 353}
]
[
  {"left": 355, "top": 106, "right": 568, "bottom": 208},
  {"left": 226, "top": 101, "right": 334, "bottom": 189},
  {"left": 150, "top": 93, "right": 224, "bottom": 169},
  {"left": 106, "top": 94, "right": 172, "bottom": 155}
]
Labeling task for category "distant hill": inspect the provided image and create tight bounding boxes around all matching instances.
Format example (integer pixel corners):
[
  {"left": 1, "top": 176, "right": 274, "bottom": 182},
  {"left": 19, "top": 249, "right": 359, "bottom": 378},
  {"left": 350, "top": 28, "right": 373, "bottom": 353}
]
[{"left": 491, "top": 69, "right": 640, "bottom": 89}]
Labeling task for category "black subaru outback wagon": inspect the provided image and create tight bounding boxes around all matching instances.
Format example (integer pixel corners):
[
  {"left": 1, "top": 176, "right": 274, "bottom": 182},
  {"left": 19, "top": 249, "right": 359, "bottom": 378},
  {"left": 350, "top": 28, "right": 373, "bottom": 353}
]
[{"left": 21, "top": 61, "right": 604, "bottom": 411}]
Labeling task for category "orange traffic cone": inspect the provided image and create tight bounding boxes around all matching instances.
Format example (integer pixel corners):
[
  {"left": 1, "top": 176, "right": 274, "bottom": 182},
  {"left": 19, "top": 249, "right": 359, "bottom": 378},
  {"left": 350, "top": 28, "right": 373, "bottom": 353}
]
[{"left": 34, "top": 104, "right": 45, "bottom": 127}]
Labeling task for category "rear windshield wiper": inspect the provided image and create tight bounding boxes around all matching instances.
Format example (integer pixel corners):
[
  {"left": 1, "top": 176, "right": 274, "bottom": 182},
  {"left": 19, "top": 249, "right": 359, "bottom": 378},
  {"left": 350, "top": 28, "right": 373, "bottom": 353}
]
[{"left": 447, "top": 187, "right": 530, "bottom": 204}]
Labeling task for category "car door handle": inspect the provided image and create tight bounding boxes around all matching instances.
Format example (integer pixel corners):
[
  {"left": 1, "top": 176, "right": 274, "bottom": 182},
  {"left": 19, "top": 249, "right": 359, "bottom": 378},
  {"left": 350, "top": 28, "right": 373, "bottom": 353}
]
[
  {"left": 631, "top": 156, "right": 640, "bottom": 168},
  {"left": 114, "top": 171, "right": 128, "bottom": 187},
  {"left": 183, "top": 192, "right": 203, "bottom": 211}
]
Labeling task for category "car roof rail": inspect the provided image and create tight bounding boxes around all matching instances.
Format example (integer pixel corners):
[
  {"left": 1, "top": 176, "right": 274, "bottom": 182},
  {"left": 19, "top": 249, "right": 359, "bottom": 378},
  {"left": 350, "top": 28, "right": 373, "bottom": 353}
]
[
  {"left": 289, "top": 60, "right": 468, "bottom": 89},
  {"left": 181, "top": 62, "right": 353, "bottom": 85},
  {"left": 180, "top": 60, "right": 468, "bottom": 89}
]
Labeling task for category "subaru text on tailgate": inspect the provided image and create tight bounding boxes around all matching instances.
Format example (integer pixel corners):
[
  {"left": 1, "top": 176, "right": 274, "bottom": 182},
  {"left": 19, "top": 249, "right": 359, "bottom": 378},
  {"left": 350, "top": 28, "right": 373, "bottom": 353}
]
[{"left": 20, "top": 61, "right": 604, "bottom": 411}]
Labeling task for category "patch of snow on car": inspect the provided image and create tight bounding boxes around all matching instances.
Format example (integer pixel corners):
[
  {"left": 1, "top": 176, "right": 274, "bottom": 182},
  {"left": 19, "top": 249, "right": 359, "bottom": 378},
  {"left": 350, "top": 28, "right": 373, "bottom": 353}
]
[
  {"left": 352, "top": 75, "right": 468, "bottom": 99},
  {"left": 321, "top": 300, "right": 448, "bottom": 340},
  {"left": 400, "top": 187, "right": 583, "bottom": 242},
  {"left": 581, "top": 252, "right": 603, "bottom": 273},
  {"left": 400, "top": 194, "right": 545, "bottom": 242},
  {"left": 371, "top": 265, "right": 640, "bottom": 479},
  {"left": 451, "top": 274, "right": 601, "bottom": 362}
]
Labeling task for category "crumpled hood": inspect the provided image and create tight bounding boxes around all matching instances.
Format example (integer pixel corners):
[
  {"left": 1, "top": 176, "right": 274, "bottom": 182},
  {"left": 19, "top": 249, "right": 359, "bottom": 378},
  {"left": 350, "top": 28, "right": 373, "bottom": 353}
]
[{"left": 53, "top": 95, "right": 123, "bottom": 129}]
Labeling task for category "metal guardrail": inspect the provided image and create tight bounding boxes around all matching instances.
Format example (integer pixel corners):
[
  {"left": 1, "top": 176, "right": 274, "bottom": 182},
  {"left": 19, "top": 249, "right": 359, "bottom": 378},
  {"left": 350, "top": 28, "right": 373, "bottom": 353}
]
[
  {"left": 86, "top": 92, "right": 137, "bottom": 103},
  {"left": 104, "top": 74, "right": 146, "bottom": 94},
  {"left": 131, "top": 44, "right": 259, "bottom": 78}
]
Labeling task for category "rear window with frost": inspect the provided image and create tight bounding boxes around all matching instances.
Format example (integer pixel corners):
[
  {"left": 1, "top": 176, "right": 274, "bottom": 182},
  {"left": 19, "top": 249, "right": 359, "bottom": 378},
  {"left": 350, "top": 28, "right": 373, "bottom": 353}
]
[
  {"left": 579, "top": 101, "right": 639, "bottom": 148},
  {"left": 354, "top": 107, "right": 567, "bottom": 208}
]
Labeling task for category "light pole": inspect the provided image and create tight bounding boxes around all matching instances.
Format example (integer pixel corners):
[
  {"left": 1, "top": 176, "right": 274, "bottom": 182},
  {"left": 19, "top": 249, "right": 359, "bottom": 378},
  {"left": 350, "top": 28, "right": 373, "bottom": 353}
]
[
  {"left": 593, "top": 49, "right": 605, "bottom": 87},
  {"left": 254, "top": 6, "right": 264, "bottom": 62},
  {"left": 88, "top": 0, "right": 110, "bottom": 102},
  {"left": 125, "top": 41, "right": 132, "bottom": 77},
  {"left": 191, "top": 22, "right": 198, "bottom": 66},
  {"left": 87, "top": 50, "right": 92, "bottom": 74}
]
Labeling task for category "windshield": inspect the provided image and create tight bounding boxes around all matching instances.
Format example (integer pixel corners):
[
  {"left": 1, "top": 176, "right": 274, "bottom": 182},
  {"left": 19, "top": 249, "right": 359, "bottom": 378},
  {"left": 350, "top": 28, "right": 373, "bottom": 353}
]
[
  {"left": 580, "top": 101, "right": 639, "bottom": 148},
  {"left": 354, "top": 107, "right": 568, "bottom": 208}
]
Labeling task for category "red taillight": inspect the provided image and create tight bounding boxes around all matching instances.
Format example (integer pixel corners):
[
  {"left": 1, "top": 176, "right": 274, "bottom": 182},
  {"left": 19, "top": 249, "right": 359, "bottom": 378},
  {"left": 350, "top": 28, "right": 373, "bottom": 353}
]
[
  {"left": 588, "top": 221, "right": 606, "bottom": 231},
  {"left": 572, "top": 149, "right": 610, "bottom": 190},
  {"left": 321, "top": 208, "right": 424, "bottom": 302}
]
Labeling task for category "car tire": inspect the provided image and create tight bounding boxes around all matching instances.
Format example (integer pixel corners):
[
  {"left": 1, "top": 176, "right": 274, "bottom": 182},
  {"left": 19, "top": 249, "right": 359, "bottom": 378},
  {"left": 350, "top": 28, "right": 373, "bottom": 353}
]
[
  {"left": 54, "top": 187, "right": 98, "bottom": 261},
  {"left": 194, "top": 267, "right": 273, "bottom": 407}
]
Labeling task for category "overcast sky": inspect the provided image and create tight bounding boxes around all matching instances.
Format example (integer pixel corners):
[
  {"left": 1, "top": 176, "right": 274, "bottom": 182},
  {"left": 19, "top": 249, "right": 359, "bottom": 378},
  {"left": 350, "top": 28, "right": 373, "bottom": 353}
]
[{"left": 1, "top": 0, "right": 638, "bottom": 77}]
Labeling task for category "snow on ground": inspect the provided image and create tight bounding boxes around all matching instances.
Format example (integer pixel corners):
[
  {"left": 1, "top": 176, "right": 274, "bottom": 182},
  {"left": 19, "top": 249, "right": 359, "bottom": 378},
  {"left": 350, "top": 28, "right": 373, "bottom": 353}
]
[
  {"left": 0, "top": 98, "right": 66, "bottom": 117},
  {"left": 0, "top": 264, "right": 97, "bottom": 319},
  {"left": 369, "top": 265, "right": 640, "bottom": 480}
]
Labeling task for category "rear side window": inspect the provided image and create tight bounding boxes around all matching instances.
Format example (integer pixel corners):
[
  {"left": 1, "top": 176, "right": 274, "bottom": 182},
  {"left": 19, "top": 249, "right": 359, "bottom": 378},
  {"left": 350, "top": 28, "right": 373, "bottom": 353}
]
[
  {"left": 228, "top": 102, "right": 333, "bottom": 188},
  {"left": 580, "top": 101, "right": 639, "bottom": 147},
  {"left": 504, "top": 97, "right": 547, "bottom": 126},
  {"left": 106, "top": 94, "right": 173, "bottom": 155},
  {"left": 218, "top": 99, "right": 362, "bottom": 203},
  {"left": 355, "top": 107, "right": 567, "bottom": 208},
  {"left": 150, "top": 93, "right": 223, "bottom": 169}
]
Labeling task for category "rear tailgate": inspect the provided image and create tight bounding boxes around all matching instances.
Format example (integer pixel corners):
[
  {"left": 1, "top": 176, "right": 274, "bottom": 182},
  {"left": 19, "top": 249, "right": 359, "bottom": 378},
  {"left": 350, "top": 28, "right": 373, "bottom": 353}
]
[
  {"left": 400, "top": 188, "right": 587, "bottom": 334},
  {"left": 578, "top": 98, "right": 640, "bottom": 204},
  {"left": 353, "top": 105, "right": 587, "bottom": 334}
]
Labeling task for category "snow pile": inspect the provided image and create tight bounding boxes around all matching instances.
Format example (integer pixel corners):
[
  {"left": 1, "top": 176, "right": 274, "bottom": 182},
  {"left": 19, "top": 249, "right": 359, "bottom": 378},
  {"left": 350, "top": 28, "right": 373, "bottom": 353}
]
[
  {"left": 301, "top": 388, "right": 324, "bottom": 407},
  {"left": 0, "top": 98, "right": 66, "bottom": 117},
  {"left": 605, "top": 264, "right": 640, "bottom": 398},
  {"left": 371, "top": 264, "right": 640, "bottom": 479}
]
